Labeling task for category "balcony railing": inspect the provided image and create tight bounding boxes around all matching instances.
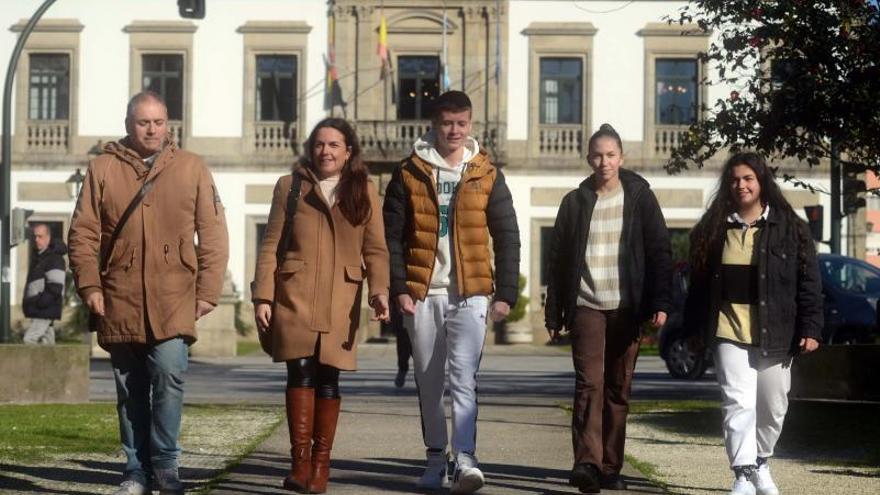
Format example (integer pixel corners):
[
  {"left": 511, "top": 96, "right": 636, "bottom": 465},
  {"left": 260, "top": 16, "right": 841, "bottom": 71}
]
[
  {"left": 254, "top": 121, "right": 299, "bottom": 156},
  {"left": 355, "top": 120, "right": 431, "bottom": 158},
  {"left": 168, "top": 121, "right": 184, "bottom": 148},
  {"left": 26, "top": 120, "right": 69, "bottom": 152},
  {"left": 355, "top": 120, "right": 506, "bottom": 161},
  {"left": 538, "top": 124, "right": 583, "bottom": 157},
  {"left": 653, "top": 124, "right": 688, "bottom": 156}
]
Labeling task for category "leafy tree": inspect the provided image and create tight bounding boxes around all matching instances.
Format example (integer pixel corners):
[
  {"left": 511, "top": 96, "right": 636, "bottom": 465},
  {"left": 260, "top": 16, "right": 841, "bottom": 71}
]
[{"left": 664, "top": 1, "right": 880, "bottom": 175}]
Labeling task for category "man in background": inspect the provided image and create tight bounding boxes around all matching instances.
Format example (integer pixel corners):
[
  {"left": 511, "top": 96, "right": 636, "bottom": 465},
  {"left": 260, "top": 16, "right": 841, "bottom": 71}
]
[{"left": 22, "top": 223, "right": 66, "bottom": 345}]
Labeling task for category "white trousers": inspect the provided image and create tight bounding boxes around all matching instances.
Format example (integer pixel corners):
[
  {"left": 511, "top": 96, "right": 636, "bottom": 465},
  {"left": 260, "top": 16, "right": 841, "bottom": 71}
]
[
  {"left": 405, "top": 294, "right": 488, "bottom": 455},
  {"left": 715, "top": 341, "right": 792, "bottom": 468}
]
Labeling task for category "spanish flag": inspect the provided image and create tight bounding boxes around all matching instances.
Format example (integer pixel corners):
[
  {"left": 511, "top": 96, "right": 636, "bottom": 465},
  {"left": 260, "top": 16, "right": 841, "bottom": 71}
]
[{"left": 378, "top": 13, "right": 389, "bottom": 79}]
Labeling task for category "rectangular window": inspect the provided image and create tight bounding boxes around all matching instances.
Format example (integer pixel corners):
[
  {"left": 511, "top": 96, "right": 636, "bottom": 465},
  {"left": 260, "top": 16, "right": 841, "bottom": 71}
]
[
  {"left": 397, "top": 56, "right": 440, "bottom": 120},
  {"left": 28, "top": 54, "right": 70, "bottom": 120},
  {"left": 142, "top": 54, "right": 184, "bottom": 120},
  {"left": 540, "top": 58, "right": 582, "bottom": 124},
  {"left": 655, "top": 59, "right": 698, "bottom": 125},
  {"left": 256, "top": 55, "right": 297, "bottom": 122}
]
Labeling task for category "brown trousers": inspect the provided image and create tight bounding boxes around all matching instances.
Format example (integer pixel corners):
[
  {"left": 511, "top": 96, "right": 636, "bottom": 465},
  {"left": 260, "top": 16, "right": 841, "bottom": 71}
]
[{"left": 570, "top": 306, "right": 640, "bottom": 475}]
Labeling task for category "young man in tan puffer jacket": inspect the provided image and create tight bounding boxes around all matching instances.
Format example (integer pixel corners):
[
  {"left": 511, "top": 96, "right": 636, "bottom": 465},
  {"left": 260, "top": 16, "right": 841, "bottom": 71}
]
[{"left": 383, "top": 90, "right": 520, "bottom": 494}]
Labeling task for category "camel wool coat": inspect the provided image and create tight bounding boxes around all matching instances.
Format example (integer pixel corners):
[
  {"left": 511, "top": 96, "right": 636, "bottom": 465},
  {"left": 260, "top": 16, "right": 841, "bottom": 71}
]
[
  {"left": 68, "top": 139, "right": 229, "bottom": 347},
  {"left": 252, "top": 167, "right": 390, "bottom": 370}
]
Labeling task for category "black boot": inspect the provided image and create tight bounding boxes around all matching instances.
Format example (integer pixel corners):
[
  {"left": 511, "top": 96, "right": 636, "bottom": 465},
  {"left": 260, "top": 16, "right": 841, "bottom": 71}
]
[{"left": 569, "top": 463, "right": 601, "bottom": 493}]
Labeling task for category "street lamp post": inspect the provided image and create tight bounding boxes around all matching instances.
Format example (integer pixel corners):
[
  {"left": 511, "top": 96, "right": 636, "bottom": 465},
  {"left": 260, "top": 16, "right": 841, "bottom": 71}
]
[
  {"left": 2, "top": 0, "right": 58, "bottom": 343},
  {"left": 65, "top": 168, "right": 85, "bottom": 200}
]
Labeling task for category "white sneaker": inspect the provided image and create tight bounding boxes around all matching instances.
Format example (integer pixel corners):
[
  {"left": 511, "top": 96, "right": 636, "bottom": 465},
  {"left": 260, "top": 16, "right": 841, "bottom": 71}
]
[
  {"left": 752, "top": 463, "right": 779, "bottom": 495},
  {"left": 417, "top": 450, "right": 449, "bottom": 489},
  {"left": 451, "top": 452, "right": 484, "bottom": 494},
  {"left": 730, "top": 473, "right": 756, "bottom": 495},
  {"left": 111, "top": 480, "right": 148, "bottom": 495}
]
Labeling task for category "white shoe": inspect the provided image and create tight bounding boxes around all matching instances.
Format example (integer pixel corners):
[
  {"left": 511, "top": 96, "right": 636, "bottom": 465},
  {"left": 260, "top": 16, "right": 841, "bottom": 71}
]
[
  {"left": 111, "top": 480, "right": 148, "bottom": 495},
  {"left": 752, "top": 463, "right": 779, "bottom": 495},
  {"left": 451, "top": 452, "right": 484, "bottom": 494},
  {"left": 417, "top": 450, "right": 449, "bottom": 489},
  {"left": 730, "top": 473, "right": 756, "bottom": 495}
]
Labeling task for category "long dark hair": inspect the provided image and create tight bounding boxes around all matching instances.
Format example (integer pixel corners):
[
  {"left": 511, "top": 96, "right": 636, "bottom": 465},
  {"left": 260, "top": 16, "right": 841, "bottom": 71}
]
[
  {"left": 302, "top": 118, "right": 371, "bottom": 226},
  {"left": 690, "top": 152, "right": 805, "bottom": 272}
]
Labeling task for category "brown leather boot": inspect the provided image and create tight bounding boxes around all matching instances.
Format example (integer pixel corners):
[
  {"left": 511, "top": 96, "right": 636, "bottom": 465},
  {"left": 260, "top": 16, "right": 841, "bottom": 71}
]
[
  {"left": 283, "top": 387, "right": 314, "bottom": 492},
  {"left": 307, "top": 397, "right": 341, "bottom": 494}
]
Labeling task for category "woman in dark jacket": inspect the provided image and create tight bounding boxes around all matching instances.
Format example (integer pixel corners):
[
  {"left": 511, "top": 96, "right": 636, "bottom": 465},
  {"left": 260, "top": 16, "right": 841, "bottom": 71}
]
[
  {"left": 545, "top": 124, "right": 673, "bottom": 493},
  {"left": 685, "top": 152, "right": 822, "bottom": 495}
]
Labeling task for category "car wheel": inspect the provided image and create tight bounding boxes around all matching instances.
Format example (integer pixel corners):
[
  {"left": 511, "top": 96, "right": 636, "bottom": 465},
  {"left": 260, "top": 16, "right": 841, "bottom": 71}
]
[{"left": 663, "top": 336, "right": 707, "bottom": 380}]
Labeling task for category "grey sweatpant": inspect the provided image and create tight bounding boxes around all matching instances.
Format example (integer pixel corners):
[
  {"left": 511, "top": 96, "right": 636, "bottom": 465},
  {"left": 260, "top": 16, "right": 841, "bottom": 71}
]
[
  {"left": 405, "top": 293, "right": 488, "bottom": 456},
  {"left": 23, "top": 318, "right": 55, "bottom": 345}
]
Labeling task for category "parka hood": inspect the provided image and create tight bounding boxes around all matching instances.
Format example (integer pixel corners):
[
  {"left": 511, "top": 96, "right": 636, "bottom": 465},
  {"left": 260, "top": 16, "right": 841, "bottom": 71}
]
[{"left": 412, "top": 130, "right": 479, "bottom": 172}]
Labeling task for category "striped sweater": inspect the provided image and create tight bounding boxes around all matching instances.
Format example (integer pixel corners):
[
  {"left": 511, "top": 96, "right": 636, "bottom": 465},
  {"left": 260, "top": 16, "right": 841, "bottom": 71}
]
[{"left": 577, "top": 184, "right": 625, "bottom": 310}]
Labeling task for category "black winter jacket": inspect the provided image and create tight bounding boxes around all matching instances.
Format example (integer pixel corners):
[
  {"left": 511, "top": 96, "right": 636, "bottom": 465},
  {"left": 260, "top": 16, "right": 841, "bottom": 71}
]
[
  {"left": 684, "top": 208, "right": 823, "bottom": 358},
  {"left": 545, "top": 169, "right": 673, "bottom": 331},
  {"left": 22, "top": 238, "right": 67, "bottom": 320}
]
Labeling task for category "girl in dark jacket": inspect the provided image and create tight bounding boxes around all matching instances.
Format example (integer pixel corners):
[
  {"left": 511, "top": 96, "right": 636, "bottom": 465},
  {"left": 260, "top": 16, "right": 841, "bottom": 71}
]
[
  {"left": 685, "top": 152, "right": 822, "bottom": 495},
  {"left": 545, "top": 124, "right": 673, "bottom": 493}
]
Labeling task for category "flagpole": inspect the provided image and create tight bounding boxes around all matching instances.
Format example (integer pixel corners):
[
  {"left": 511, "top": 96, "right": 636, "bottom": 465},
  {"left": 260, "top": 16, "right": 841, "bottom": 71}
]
[
  {"left": 442, "top": 0, "right": 449, "bottom": 92},
  {"left": 379, "top": 0, "right": 388, "bottom": 152},
  {"left": 495, "top": 0, "right": 501, "bottom": 161}
]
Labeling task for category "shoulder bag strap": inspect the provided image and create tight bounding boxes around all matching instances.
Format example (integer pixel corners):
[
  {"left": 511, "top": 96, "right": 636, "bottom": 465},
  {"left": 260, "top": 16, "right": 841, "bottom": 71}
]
[
  {"left": 275, "top": 172, "right": 303, "bottom": 268},
  {"left": 99, "top": 171, "right": 162, "bottom": 273}
]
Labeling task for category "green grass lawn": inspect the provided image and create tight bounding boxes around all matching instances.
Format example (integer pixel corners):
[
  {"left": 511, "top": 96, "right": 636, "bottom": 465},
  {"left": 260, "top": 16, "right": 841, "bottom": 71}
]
[
  {"left": 0, "top": 403, "right": 282, "bottom": 465},
  {"left": 236, "top": 340, "right": 263, "bottom": 356}
]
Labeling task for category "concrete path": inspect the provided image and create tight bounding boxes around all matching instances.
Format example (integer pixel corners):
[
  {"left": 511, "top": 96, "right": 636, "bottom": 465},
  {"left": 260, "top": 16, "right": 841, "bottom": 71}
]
[{"left": 207, "top": 344, "right": 666, "bottom": 494}]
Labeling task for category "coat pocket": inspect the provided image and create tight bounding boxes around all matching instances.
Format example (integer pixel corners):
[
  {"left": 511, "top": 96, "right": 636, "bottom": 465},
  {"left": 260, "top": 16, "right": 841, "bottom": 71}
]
[
  {"left": 179, "top": 238, "right": 198, "bottom": 274},
  {"left": 100, "top": 240, "right": 132, "bottom": 276},
  {"left": 278, "top": 258, "right": 306, "bottom": 275},
  {"left": 344, "top": 265, "right": 365, "bottom": 282}
]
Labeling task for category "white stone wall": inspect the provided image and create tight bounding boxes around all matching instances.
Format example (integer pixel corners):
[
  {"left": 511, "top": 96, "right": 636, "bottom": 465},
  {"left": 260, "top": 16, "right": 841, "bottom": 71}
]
[
  {"left": 2, "top": 1, "right": 834, "bottom": 307},
  {"left": 2, "top": 0, "right": 328, "bottom": 137}
]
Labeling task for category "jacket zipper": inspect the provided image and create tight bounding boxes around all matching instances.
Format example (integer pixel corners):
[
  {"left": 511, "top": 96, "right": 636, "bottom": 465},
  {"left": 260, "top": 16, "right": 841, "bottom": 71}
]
[{"left": 452, "top": 167, "right": 471, "bottom": 296}]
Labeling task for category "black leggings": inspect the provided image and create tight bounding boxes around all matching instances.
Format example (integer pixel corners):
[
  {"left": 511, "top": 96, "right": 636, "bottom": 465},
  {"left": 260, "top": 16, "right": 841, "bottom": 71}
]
[{"left": 286, "top": 356, "right": 340, "bottom": 399}]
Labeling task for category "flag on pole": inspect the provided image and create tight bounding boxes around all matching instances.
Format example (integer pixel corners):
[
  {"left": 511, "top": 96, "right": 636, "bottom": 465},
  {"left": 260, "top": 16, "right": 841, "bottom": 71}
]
[
  {"left": 325, "top": 14, "right": 346, "bottom": 112},
  {"left": 378, "top": 13, "right": 390, "bottom": 80},
  {"left": 441, "top": 9, "right": 450, "bottom": 91},
  {"left": 494, "top": 0, "right": 501, "bottom": 84}
]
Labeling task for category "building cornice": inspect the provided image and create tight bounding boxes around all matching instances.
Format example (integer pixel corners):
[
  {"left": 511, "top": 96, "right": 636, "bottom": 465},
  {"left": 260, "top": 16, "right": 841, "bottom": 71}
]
[
  {"left": 10, "top": 19, "right": 83, "bottom": 33},
  {"left": 236, "top": 21, "right": 312, "bottom": 34},
  {"left": 123, "top": 21, "right": 198, "bottom": 34},
  {"left": 637, "top": 22, "right": 711, "bottom": 37},
  {"left": 521, "top": 22, "right": 597, "bottom": 37}
]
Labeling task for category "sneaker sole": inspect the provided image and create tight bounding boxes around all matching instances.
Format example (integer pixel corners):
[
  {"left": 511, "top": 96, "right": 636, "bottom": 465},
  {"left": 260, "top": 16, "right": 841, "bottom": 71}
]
[{"left": 451, "top": 469, "right": 484, "bottom": 494}]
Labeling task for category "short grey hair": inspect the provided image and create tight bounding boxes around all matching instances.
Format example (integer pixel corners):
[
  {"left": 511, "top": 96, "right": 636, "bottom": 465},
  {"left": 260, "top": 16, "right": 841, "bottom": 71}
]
[{"left": 126, "top": 91, "right": 167, "bottom": 121}]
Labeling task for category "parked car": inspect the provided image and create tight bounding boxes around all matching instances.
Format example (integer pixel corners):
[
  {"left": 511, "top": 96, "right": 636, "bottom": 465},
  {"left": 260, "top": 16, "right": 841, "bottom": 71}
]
[{"left": 659, "top": 254, "right": 880, "bottom": 379}]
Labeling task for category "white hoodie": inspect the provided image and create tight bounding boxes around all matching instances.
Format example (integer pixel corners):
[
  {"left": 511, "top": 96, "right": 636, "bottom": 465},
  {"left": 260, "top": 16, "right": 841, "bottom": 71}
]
[{"left": 412, "top": 130, "right": 479, "bottom": 295}]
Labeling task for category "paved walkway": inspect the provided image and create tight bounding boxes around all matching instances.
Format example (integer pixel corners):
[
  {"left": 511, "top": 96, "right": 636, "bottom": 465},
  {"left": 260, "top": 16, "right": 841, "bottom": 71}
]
[
  {"left": 208, "top": 396, "right": 661, "bottom": 495},
  {"left": 208, "top": 344, "right": 664, "bottom": 494}
]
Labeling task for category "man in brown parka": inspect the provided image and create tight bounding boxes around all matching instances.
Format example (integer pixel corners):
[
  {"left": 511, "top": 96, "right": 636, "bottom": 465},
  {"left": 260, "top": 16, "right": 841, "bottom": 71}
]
[{"left": 68, "top": 91, "right": 229, "bottom": 495}]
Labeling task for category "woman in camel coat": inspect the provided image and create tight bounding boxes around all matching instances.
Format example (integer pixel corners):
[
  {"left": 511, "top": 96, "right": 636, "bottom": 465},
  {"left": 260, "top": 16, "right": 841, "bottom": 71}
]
[{"left": 252, "top": 117, "right": 390, "bottom": 493}]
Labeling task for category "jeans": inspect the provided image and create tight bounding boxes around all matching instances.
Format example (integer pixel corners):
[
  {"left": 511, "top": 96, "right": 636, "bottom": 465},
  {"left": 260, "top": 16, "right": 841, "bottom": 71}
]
[
  {"left": 405, "top": 293, "right": 488, "bottom": 456},
  {"left": 109, "top": 337, "right": 188, "bottom": 485}
]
